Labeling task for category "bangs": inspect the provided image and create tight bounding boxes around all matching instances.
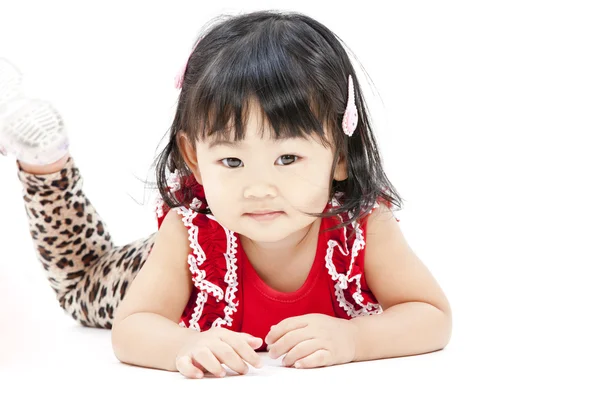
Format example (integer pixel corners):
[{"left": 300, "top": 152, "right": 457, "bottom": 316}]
[
  {"left": 180, "top": 23, "right": 338, "bottom": 147},
  {"left": 156, "top": 11, "right": 405, "bottom": 232}
]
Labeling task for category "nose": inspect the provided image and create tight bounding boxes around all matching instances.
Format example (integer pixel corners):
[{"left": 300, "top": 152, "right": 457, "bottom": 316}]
[{"left": 243, "top": 180, "right": 278, "bottom": 199}]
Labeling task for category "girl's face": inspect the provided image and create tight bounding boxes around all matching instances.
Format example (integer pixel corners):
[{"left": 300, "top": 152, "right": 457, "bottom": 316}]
[{"left": 185, "top": 100, "right": 346, "bottom": 244}]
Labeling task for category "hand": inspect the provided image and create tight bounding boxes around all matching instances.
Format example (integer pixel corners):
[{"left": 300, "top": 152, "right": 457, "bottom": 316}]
[
  {"left": 265, "top": 314, "right": 358, "bottom": 369},
  {"left": 175, "top": 327, "right": 263, "bottom": 379}
]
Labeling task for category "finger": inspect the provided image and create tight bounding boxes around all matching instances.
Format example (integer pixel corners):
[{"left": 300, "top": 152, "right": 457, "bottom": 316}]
[
  {"left": 212, "top": 340, "right": 249, "bottom": 375},
  {"left": 224, "top": 335, "right": 263, "bottom": 369},
  {"left": 268, "top": 327, "right": 313, "bottom": 359},
  {"left": 293, "top": 349, "right": 332, "bottom": 369},
  {"left": 265, "top": 316, "right": 309, "bottom": 346},
  {"left": 238, "top": 332, "right": 264, "bottom": 350},
  {"left": 281, "top": 339, "right": 321, "bottom": 367},
  {"left": 175, "top": 355, "right": 205, "bottom": 379},
  {"left": 218, "top": 329, "right": 263, "bottom": 350},
  {"left": 191, "top": 347, "right": 226, "bottom": 378}
]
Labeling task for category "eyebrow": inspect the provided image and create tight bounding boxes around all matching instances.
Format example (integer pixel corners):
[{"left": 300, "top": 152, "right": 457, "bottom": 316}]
[
  {"left": 207, "top": 139, "right": 246, "bottom": 149},
  {"left": 207, "top": 136, "right": 303, "bottom": 149}
]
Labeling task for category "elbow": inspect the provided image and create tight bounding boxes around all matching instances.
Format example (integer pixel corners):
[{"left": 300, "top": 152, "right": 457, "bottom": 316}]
[
  {"left": 424, "top": 301, "right": 453, "bottom": 351},
  {"left": 433, "top": 295, "right": 452, "bottom": 350},
  {"left": 111, "top": 322, "right": 124, "bottom": 362},
  {"left": 110, "top": 316, "right": 129, "bottom": 363},
  {"left": 437, "top": 306, "right": 453, "bottom": 350}
]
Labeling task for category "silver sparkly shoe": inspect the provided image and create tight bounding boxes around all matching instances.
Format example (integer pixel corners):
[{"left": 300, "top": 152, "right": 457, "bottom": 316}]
[{"left": 0, "top": 58, "right": 69, "bottom": 165}]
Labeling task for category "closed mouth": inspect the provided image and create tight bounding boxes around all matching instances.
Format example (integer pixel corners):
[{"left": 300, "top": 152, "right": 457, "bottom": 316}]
[{"left": 244, "top": 210, "right": 285, "bottom": 220}]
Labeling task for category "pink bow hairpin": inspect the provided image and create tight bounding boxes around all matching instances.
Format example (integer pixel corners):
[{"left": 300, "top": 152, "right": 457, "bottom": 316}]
[
  {"left": 174, "top": 59, "right": 188, "bottom": 89},
  {"left": 175, "top": 52, "right": 359, "bottom": 139},
  {"left": 342, "top": 75, "right": 358, "bottom": 137},
  {"left": 174, "top": 49, "right": 194, "bottom": 90},
  {"left": 174, "top": 37, "right": 204, "bottom": 89}
]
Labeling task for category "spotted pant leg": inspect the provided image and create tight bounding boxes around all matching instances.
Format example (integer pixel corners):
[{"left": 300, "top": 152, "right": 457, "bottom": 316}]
[{"left": 17, "top": 156, "right": 157, "bottom": 328}]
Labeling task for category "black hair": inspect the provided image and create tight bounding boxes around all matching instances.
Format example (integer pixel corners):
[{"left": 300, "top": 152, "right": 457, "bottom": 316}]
[{"left": 153, "top": 10, "right": 404, "bottom": 232}]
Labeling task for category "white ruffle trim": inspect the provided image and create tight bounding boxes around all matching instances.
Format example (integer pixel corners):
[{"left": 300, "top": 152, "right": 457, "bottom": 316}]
[
  {"left": 155, "top": 195, "right": 165, "bottom": 219},
  {"left": 206, "top": 214, "right": 240, "bottom": 328},
  {"left": 167, "top": 169, "right": 181, "bottom": 193},
  {"left": 325, "top": 198, "right": 383, "bottom": 318},
  {"left": 175, "top": 203, "right": 239, "bottom": 330}
]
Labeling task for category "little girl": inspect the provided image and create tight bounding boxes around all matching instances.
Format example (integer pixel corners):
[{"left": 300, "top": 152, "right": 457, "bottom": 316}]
[{"left": 1, "top": 10, "right": 451, "bottom": 378}]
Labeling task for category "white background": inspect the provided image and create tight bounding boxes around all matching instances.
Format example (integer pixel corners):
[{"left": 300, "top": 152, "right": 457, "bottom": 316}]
[{"left": 1, "top": 0, "right": 599, "bottom": 398}]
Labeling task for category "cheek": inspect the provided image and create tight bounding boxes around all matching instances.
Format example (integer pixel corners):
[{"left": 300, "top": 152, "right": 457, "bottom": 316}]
[
  {"left": 199, "top": 169, "right": 235, "bottom": 211},
  {"left": 284, "top": 168, "right": 331, "bottom": 211},
  {"left": 201, "top": 184, "right": 240, "bottom": 232}
]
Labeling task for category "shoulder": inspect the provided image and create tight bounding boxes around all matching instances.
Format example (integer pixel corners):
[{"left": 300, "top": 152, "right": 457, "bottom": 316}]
[
  {"left": 321, "top": 200, "right": 398, "bottom": 266},
  {"left": 113, "top": 208, "right": 193, "bottom": 327},
  {"left": 364, "top": 201, "right": 399, "bottom": 226},
  {"left": 362, "top": 202, "right": 408, "bottom": 306},
  {"left": 363, "top": 203, "right": 451, "bottom": 315},
  {"left": 157, "top": 209, "right": 192, "bottom": 249},
  {"left": 362, "top": 202, "right": 402, "bottom": 250},
  {"left": 156, "top": 173, "right": 207, "bottom": 228}
]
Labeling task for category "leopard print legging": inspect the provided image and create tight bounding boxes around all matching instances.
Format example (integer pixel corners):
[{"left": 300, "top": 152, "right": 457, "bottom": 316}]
[{"left": 17, "top": 156, "right": 156, "bottom": 328}]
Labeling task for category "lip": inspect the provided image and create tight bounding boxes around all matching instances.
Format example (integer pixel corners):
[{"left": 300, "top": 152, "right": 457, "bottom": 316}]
[
  {"left": 245, "top": 210, "right": 285, "bottom": 221},
  {"left": 247, "top": 209, "right": 280, "bottom": 215}
]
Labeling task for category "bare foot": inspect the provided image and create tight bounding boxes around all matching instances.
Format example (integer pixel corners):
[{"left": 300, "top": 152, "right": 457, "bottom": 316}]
[{"left": 18, "top": 154, "right": 69, "bottom": 175}]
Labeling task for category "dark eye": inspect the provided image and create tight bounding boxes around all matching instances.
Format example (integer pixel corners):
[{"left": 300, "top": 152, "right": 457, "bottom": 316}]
[
  {"left": 220, "top": 158, "right": 243, "bottom": 168},
  {"left": 276, "top": 155, "right": 298, "bottom": 166}
]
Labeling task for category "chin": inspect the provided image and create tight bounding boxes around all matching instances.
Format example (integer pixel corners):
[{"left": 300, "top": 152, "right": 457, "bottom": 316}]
[{"left": 238, "top": 229, "right": 289, "bottom": 243}]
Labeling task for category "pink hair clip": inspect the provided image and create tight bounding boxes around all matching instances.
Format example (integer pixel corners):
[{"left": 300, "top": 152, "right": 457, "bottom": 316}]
[
  {"left": 342, "top": 75, "right": 358, "bottom": 137},
  {"left": 174, "top": 53, "right": 191, "bottom": 89},
  {"left": 174, "top": 37, "right": 204, "bottom": 89}
]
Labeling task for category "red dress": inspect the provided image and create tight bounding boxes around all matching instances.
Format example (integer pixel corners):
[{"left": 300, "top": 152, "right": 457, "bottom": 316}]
[{"left": 155, "top": 174, "right": 394, "bottom": 348}]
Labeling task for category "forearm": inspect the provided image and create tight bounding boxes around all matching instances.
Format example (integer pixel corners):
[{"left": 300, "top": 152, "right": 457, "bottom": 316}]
[
  {"left": 350, "top": 302, "right": 452, "bottom": 362},
  {"left": 111, "top": 312, "right": 198, "bottom": 371}
]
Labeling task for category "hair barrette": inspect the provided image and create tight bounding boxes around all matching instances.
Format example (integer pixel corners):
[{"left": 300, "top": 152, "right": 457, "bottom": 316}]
[
  {"left": 342, "top": 75, "right": 358, "bottom": 137},
  {"left": 174, "top": 37, "right": 204, "bottom": 89}
]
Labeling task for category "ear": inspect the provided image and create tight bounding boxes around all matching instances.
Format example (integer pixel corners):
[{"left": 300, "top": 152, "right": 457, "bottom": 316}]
[
  {"left": 177, "top": 132, "right": 203, "bottom": 185},
  {"left": 333, "top": 152, "right": 348, "bottom": 181}
]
